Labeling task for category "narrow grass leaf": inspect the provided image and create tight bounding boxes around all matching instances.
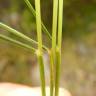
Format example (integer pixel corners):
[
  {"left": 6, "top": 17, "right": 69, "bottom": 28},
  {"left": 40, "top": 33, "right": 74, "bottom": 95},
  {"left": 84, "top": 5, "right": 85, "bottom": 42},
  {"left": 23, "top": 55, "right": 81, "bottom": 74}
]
[
  {"left": 0, "top": 34, "right": 36, "bottom": 52},
  {"left": 0, "top": 22, "right": 48, "bottom": 50},
  {"left": 0, "top": 22, "right": 37, "bottom": 44}
]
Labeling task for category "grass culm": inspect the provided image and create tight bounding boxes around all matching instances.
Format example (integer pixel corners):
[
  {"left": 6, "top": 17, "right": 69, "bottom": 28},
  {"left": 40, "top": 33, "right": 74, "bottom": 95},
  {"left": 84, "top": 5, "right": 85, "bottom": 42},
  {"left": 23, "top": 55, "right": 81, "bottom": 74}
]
[{"left": 0, "top": 0, "right": 63, "bottom": 96}]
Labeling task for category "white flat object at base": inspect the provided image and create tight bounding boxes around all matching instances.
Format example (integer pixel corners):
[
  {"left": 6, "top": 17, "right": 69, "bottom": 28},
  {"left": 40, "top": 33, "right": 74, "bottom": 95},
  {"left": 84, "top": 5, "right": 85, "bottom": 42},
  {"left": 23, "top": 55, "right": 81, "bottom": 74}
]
[{"left": 0, "top": 82, "right": 71, "bottom": 96}]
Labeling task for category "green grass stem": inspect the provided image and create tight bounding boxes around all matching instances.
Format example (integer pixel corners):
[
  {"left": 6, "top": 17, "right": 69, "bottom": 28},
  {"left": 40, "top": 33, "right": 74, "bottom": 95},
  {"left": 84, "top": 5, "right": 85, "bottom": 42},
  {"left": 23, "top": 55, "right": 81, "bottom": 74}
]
[
  {"left": 0, "top": 1, "right": 64, "bottom": 96},
  {"left": 48, "top": 50, "right": 54, "bottom": 96},
  {"left": 24, "top": 0, "right": 52, "bottom": 40},
  {"left": 51, "top": 0, "right": 59, "bottom": 96},
  {"left": 35, "top": 0, "right": 42, "bottom": 51},
  {"left": 57, "top": 0, "right": 63, "bottom": 49},
  {"left": 36, "top": 50, "right": 46, "bottom": 96},
  {"left": 55, "top": 47, "right": 61, "bottom": 96},
  {"left": 52, "top": 0, "right": 58, "bottom": 50},
  {"left": 55, "top": 0, "right": 63, "bottom": 96},
  {"left": 35, "top": 0, "right": 46, "bottom": 96}
]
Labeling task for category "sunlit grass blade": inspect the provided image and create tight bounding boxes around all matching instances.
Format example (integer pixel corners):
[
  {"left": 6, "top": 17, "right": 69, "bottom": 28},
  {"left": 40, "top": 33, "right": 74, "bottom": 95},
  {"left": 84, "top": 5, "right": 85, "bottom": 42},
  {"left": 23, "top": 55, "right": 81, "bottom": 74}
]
[
  {"left": 0, "top": 22, "right": 37, "bottom": 44},
  {"left": 24, "top": 0, "right": 52, "bottom": 40},
  {"left": 55, "top": 0, "right": 63, "bottom": 96},
  {"left": 0, "top": 22, "right": 38, "bottom": 44},
  {"left": 0, "top": 34, "right": 36, "bottom": 52},
  {"left": 0, "top": 22, "right": 48, "bottom": 50},
  {"left": 35, "top": 0, "right": 46, "bottom": 96}
]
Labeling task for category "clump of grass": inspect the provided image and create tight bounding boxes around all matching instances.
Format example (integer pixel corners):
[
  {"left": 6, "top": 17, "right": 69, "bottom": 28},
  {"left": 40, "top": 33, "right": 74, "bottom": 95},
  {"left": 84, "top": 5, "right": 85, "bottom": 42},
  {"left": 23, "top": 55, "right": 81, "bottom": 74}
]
[{"left": 0, "top": 0, "right": 63, "bottom": 96}]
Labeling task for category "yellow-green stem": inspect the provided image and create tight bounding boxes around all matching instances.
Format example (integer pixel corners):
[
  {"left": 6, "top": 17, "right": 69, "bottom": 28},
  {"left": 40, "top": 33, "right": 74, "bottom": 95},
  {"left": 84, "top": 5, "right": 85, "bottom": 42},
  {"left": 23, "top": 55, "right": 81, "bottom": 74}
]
[
  {"left": 58, "top": 0, "right": 63, "bottom": 49},
  {"left": 35, "top": 0, "right": 42, "bottom": 51},
  {"left": 52, "top": 0, "right": 58, "bottom": 50},
  {"left": 36, "top": 50, "right": 46, "bottom": 96},
  {"left": 55, "top": 0, "right": 63, "bottom": 96},
  {"left": 24, "top": 0, "right": 52, "bottom": 40},
  {"left": 55, "top": 47, "right": 61, "bottom": 96},
  {"left": 52, "top": 0, "right": 58, "bottom": 95},
  {"left": 48, "top": 50, "right": 54, "bottom": 96},
  {"left": 35, "top": 0, "right": 46, "bottom": 96}
]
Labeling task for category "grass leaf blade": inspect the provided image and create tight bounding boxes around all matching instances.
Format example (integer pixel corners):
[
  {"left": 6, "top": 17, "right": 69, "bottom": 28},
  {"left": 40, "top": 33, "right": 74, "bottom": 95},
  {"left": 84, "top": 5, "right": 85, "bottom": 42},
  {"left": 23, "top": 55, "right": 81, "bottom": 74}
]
[
  {"left": 0, "top": 22, "right": 48, "bottom": 50},
  {"left": 0, "top": 34, "right": 36, "bottom": 52},
  {"left": 0, "top": 22, "right": 37, "bottom": 44}
]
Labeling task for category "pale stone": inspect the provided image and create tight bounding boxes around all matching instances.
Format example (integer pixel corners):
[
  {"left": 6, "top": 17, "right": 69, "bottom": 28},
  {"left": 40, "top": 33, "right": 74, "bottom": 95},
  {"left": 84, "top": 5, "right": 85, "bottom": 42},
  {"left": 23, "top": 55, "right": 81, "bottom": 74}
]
[{"left": 0, "top": 83, "right": 71, "bottom": 96}]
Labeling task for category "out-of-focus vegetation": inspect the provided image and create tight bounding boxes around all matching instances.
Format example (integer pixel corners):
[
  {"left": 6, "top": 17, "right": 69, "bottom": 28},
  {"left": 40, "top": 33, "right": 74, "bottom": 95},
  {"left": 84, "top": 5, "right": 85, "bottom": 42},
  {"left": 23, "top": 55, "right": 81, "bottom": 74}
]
[{"left": 0, "top": 0, "right": 96, "bottom": 96}]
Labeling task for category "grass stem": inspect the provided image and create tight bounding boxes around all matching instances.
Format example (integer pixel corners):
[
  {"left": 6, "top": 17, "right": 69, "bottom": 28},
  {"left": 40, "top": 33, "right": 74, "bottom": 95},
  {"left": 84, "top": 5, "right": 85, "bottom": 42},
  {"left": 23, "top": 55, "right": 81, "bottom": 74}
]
[
  {"left": 55, "top": 47, "right": 61, "bottom": 96},
  {"left": 55, "top": 0, "right": 63, "bottom": 96},
  {"left": 52, "top": 0, "right": 58, "bottom": 50},
  {"left": 24, "top": 0, "right": 52, "bottom": 40},
  {"left": 57, "top": 0, "right": 63, "bottom": 49},
  {"left": 35, "top": 0, "right": 46, "bottom": 96},
  {"left": 48, "top": 50, "right": 54, "bottom": 96},
  {"left": 35, "top": 0, "right": 42, "bottom": 51},
  {"left": 51, "top": 0, "right": 58, "bottom": 96},
  {"left": 36, "top": 50, "right": 46, "bottom": 96}
]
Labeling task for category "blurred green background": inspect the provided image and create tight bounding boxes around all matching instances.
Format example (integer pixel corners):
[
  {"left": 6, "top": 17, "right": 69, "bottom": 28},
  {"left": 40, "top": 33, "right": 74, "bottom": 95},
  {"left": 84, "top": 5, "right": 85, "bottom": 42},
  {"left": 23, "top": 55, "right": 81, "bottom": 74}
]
[{"left": 0, "top": 0, "right": 96, "bottom": 96}]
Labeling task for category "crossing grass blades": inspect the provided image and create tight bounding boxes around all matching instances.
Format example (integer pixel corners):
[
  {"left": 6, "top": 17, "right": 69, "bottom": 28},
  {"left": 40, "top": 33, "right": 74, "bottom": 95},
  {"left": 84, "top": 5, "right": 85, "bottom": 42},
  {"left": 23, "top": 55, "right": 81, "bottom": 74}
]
[{"left": 0, "top": 0, "right": 63, "bottom": 96}]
